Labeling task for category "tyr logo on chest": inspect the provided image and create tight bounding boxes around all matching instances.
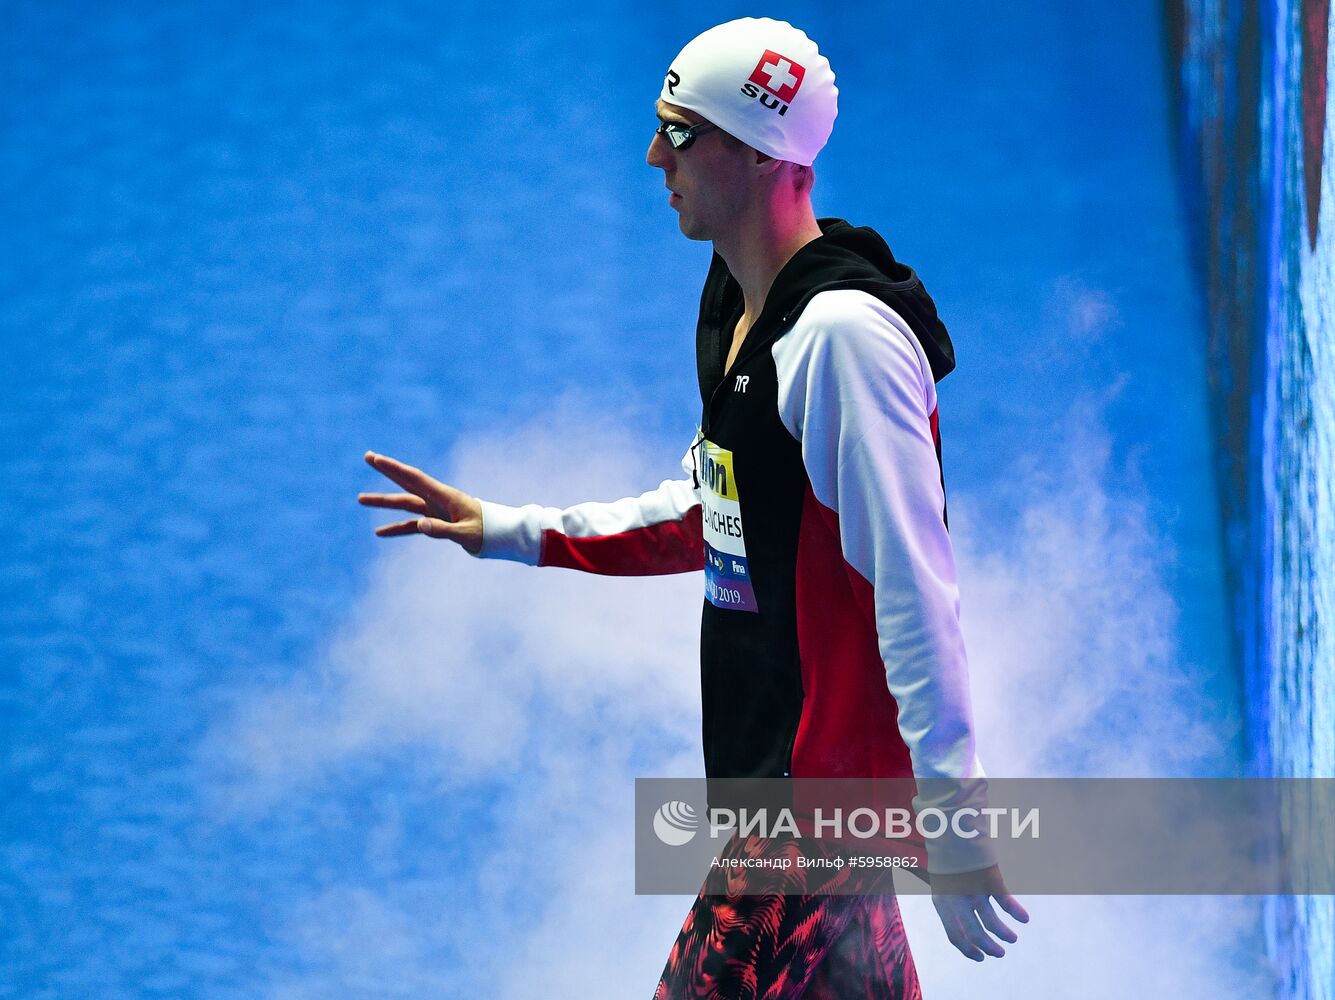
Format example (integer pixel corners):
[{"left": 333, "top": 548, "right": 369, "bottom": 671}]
[{"left": 733, "top": 375, "right": 750, "bottom": 393}]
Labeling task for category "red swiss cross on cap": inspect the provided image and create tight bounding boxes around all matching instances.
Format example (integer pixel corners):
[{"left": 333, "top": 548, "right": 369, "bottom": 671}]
[{"left": 748, "top": 50, "right": 806, "bottom": 103}]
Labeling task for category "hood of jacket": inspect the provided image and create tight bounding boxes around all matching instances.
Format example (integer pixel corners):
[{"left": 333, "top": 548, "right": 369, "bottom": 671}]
[{"left": 695, "top": 217, "right": 956, "bottom": 406}]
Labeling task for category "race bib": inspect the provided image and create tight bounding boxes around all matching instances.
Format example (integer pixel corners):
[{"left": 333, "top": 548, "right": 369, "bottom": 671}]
[{"left": 698, "top": 438, "right": 758, "bottom": 613}]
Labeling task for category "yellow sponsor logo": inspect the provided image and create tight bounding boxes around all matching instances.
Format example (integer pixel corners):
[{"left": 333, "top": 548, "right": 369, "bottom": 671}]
[{"left": 700, "top": 441, "right": 738, "bottom": 501}]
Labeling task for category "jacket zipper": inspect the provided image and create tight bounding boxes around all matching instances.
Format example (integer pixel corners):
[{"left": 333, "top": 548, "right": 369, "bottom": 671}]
[{"left": 701, "top": 308, "right": 794, "bottom": 437}]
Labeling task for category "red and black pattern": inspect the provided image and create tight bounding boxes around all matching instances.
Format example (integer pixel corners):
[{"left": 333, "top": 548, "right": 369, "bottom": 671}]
[{"left": 654, "top": 833, "right": 922, "bottom": 1000}]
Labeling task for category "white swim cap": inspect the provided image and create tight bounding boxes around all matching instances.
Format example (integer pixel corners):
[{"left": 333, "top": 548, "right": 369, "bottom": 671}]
[{"left": 659, "top": 17, "right": 837, "bottom": 167}]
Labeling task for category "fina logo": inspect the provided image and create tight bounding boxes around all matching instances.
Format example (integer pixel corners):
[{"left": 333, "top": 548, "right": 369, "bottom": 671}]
[{"left": 653, "top": 800, "right": 700, "bottom": 846}]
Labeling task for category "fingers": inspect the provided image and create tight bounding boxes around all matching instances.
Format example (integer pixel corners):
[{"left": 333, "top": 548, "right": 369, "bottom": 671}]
[
  {"left": 947, "top": 928, "right": 985, "bottom": 961},
  {"left": 358, "top": 491, "right": 429, "bottom": 515},
  {"left": 943, "top": 906, "right": 988, "bottom": 961},
  {"left": 364, "top": 451, "right": 451, "bottom": 502},
  {"left": 373, "top": 518, "right": 426, "bottom": 537},
  {"left": 980, "top": 868, "right": 1029, "bottom": 926},
  {"left": 934, "top": 896, "right": 1010, "bottom": 961},
  {"left": 361, "top": 453, "right": 483, "bottom": 551},
  {"left": 996, "top": 891, "right": 1030, "bottom": 924},
  {"left": 960, "top": 905, "right": 1007, "bottom": 959},
  {"left": 369, "top": 516, "right": 471, "bottom": 545},
  {"left": 415, "top": 516, "right": 466, "bottom": 540},
  {"left": 975, "top": 897, "right": 1019, "bottom": 944}
]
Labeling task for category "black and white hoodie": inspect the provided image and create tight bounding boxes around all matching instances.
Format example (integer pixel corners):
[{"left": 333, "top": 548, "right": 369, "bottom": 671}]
[{"left": 473, "top": 218, "right": 995, "bottom": 873}]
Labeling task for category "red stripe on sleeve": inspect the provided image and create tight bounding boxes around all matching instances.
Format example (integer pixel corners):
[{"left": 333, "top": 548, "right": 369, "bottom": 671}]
[{"left": 539, "top": 505, "right": 705, "bottom": 576}]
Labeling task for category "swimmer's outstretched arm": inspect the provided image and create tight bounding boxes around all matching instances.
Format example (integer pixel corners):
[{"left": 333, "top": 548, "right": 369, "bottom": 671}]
[
  {"left": 359, "top": 441, "right": 704, "bottom": 576},
  {"left": 358, "top": 451, "right": 483, "bottom": 553}
]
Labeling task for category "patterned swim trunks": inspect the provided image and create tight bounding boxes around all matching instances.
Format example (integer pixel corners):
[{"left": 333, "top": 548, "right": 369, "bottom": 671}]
[{"left": 653, "top": 832, "right": 922, "bottom": 999}]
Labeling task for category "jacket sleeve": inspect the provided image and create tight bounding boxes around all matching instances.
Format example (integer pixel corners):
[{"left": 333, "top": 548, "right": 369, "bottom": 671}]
[
  {"left": 468, "top": 441, "right": 705, "bottom": 576},
  {"left": 774, "top": 289, "right": 997, "bottom": 875}
]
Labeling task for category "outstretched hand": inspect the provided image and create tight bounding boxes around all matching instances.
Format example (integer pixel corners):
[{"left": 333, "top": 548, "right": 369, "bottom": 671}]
[
  {"left": 358, "top": 451, "right": 484, "bottom": 554},
  {"left": 929, "top": 864, "right": 1029, "bottom": 961}
]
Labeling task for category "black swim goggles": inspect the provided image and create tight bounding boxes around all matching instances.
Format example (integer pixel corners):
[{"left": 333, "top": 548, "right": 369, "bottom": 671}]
[{"left": 654, "top": 119, "right": 719, "bottom": 150}]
